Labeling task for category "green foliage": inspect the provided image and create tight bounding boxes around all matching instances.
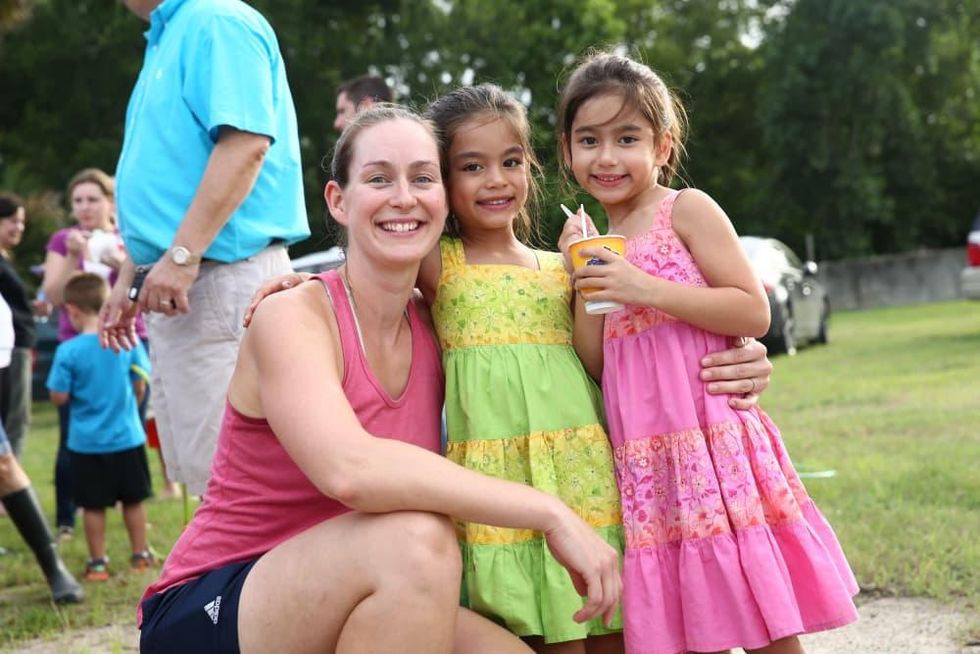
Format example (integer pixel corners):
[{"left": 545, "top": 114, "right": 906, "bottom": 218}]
[
  {"left": 0, "top": 0, "right": 977, "bottom": 261},
  {"left": 761, "top": 0, "right": 980, "bottom": 258}
]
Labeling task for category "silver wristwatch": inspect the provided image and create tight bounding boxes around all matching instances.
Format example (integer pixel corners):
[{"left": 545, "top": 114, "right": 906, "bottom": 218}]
[{"left": 168, "top": 246, "right": 201, "bottom": 266}]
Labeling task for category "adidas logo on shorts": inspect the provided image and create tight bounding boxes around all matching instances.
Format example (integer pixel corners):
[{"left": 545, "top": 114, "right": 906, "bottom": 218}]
[{"left": 204, "top": 596, "right": 222, "bottom": 625}]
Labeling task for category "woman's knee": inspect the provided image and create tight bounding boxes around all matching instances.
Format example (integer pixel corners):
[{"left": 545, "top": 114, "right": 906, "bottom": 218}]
[{"left": 381, "top": 511, "right": 461, "bottom": 583}]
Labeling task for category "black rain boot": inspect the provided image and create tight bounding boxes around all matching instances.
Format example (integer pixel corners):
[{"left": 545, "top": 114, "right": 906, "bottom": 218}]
[{"left": 2, "top": 487, "right": 84, "bottom": 604}]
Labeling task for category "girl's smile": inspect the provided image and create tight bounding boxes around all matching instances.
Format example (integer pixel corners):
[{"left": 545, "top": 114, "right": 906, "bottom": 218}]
[
  {"left": 475, "top": 196, "right": 516, "bottom": 211},
  {"left": 590, "top": 173, "right": 630, "bottom": 187}
]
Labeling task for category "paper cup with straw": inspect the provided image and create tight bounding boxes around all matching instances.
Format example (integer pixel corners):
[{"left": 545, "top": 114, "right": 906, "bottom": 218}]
[{"left": 561, "top": 203, "right": 626, "bottom": 315}]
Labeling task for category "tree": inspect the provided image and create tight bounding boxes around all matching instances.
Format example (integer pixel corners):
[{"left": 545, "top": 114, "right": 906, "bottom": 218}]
[
  {"left": 1, "top": 0, "right": 975, "bottom": 262},
  {"left": 761, "top": 0, "right": 980, "bottom": 258}
]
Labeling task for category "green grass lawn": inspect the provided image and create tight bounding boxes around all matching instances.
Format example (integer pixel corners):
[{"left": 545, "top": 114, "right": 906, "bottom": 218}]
[
  {"left": 768, "top": 301, "right": 979, "bottom": 610},
  {"left": 0, "top": 300, "right": 978, "bottom": 649},
  {"left": 0, "top": 405, "right": 195, "bottom": 649}
]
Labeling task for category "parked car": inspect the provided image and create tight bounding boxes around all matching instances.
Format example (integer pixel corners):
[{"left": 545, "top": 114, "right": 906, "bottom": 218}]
[
  {"left": 31, "top": 308, "right": 59, "bottom": 402},
  {"left": 739, "top": 236, "right": 830, "bottom": 355},
  {"left": 290, "top": 246, "right": 345, "bottom": 274},
  {"left": 961, "top": 211, "right": 980, "bottom": 300}
]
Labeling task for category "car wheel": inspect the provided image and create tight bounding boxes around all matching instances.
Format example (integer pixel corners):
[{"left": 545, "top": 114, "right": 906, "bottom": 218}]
[
  {"left": 769, "top": 300, "right": 797, "bottom": 355},
  {"left": 816, "top": 300, "right": 830, "bottom": 344}
]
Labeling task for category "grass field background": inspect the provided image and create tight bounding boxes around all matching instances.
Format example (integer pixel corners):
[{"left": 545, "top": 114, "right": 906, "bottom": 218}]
[{"left": 1, "top": 299, "right": 978, "bottom": 649}]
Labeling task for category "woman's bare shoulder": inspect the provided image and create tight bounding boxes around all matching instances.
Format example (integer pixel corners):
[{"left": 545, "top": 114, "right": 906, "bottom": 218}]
[
  {"left": 231, "top": 279, "right": 341, "bottom": 415},
  {"left": 243, "top": 280, "right": 340, "bottom": 359}
]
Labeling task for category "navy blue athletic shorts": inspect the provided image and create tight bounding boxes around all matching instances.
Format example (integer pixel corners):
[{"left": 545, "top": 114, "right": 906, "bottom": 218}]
[{"left": 140, "top": 559, "right": 258, "bottom": 653}]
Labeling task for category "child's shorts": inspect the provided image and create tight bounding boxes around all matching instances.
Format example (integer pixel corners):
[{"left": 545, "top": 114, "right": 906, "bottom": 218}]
[
  {"left": 140, "top": 559, "right": 257, "bottom": 654},
  {"left": 69, "top": 444, "right": 153, "bottom": 508}
]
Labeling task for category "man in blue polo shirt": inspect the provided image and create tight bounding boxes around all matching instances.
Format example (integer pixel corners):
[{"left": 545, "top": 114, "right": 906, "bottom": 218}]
[{"left": 100, "top": 0, "right": 310, "bottom": 496}]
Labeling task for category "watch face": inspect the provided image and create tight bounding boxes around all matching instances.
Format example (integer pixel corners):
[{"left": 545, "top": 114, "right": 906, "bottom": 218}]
[{"left": 172, "top": 247, "right": 189, "bottom": 265}]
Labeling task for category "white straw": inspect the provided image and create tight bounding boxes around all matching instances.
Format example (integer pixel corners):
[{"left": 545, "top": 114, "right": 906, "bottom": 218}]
[
  {"left": 579, "top": 204, "right": 587, "bottom": 237},
  {"left": 560, "top": 203, "right": 576, "bottom": 219}
]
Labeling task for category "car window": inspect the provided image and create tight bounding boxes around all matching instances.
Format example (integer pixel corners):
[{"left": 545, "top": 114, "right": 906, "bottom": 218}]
[{"left": 772, "top": 241, "right": 801, "bottom": 268}]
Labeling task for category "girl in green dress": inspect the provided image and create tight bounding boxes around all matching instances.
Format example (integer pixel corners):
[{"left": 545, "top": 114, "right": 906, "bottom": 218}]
[{"left": 417, "top": 84, "right": 624, "bottom": 654}]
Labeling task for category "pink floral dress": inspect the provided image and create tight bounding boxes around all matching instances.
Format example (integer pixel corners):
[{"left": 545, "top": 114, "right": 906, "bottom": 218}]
[{"left": 602, "top": 190, "right": 859, "bottom": 654}]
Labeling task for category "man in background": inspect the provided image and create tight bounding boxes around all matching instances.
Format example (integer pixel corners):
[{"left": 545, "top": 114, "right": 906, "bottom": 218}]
[
  {"left": 333, "top": 74, "right": 394, "bottom": 132},
  {"left": 100, "top": 0, "right": 310, "bottom": 496}
]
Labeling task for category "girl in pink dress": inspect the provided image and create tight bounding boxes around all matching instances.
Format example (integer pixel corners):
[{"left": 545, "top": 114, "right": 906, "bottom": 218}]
[{"left": 556, "top": 52, "right": 858, "bottom": 654}]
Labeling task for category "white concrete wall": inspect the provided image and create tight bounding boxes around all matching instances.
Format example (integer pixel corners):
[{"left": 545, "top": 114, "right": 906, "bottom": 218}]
[{"left": 819, "top": 247, "right": 968, "bottom": 311}]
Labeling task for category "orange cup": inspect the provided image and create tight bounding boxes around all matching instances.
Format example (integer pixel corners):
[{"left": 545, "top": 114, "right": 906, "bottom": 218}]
[{"left": 568, "top": 234, "right": 627, "bottom": 314}]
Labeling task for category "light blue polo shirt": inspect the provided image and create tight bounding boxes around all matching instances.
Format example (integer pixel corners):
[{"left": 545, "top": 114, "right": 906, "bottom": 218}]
[{"left": 115, "top": 0, "right": 310, "bottom": 265}]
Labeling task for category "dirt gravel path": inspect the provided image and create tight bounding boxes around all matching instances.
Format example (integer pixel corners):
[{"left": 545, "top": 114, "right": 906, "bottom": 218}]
[
  {"left": 6, "top": 596, "right": 977, "bottom": 653},
  {"left": 801, "top": 597, "right": 976, "bottom": 654}
]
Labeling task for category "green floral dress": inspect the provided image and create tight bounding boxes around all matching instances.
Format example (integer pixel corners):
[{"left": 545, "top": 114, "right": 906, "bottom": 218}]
[{"left": 432, "top": 237, "right": 624, "bottom": 643}]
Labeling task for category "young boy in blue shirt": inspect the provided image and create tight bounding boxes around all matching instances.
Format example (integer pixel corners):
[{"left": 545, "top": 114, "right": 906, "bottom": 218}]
[{"left": 46, "top": 272, "right": 153, "bottom": 581}]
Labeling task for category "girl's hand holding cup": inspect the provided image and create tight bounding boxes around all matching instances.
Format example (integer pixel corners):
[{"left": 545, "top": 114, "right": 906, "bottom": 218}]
[
  {"left": 558, "top": 204, "right": 597, "bottom": 273},
  {"left": 572, "top": 242, "right": 659, "bottom": 312},
  {"left": 559, "top": 204, "right": 631, "bottom": 314}
]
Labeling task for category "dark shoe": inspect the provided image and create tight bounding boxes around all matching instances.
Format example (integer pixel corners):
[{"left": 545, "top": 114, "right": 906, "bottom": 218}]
[
  {"left": 1, "top": 487, "right": 84, "bottom": 603},
  {"left": 51, "top": 561, "right": 86, "bottom": 603}
]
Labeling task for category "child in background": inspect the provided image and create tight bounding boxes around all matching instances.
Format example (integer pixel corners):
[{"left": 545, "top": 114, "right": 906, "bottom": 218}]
[
  {"left": 557, "top": 52, "right": 858, "bottom": 654},
  {"left": 419, "top": 85, "right": 623, "bottom": 653},
  {"left": 46, "top": 272, "right": 155, "bottom": 581}
]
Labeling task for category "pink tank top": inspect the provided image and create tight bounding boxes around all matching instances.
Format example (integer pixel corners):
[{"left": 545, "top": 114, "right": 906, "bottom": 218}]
[{"left": 139, "top": 270, "right": 444, "bottom": 615}]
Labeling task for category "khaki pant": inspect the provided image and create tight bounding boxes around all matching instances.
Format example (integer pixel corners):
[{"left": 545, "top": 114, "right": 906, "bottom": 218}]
[{"left": 146, "top": 245, "right": 291, "bottom": 496}]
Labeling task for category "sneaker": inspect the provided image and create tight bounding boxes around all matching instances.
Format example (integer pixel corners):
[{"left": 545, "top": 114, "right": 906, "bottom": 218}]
[
  {"left": 84, "top": 558, "right": 109, "bottom": 582},
  {"left": 57, "top": 526, "right": 74, "bottom": 544},
  {"left": 130, "top": 550, "right": 158, "bottom": 571}
]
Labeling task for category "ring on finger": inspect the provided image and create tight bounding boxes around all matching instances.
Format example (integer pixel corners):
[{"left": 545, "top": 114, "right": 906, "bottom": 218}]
[{"left": 748, "top": 378, "right": 756, "bottom": 394}]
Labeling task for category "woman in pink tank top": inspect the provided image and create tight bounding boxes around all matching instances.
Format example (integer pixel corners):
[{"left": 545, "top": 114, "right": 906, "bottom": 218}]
[{"left": 137, "top": 106, "right": 622, "bottom": 654}]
